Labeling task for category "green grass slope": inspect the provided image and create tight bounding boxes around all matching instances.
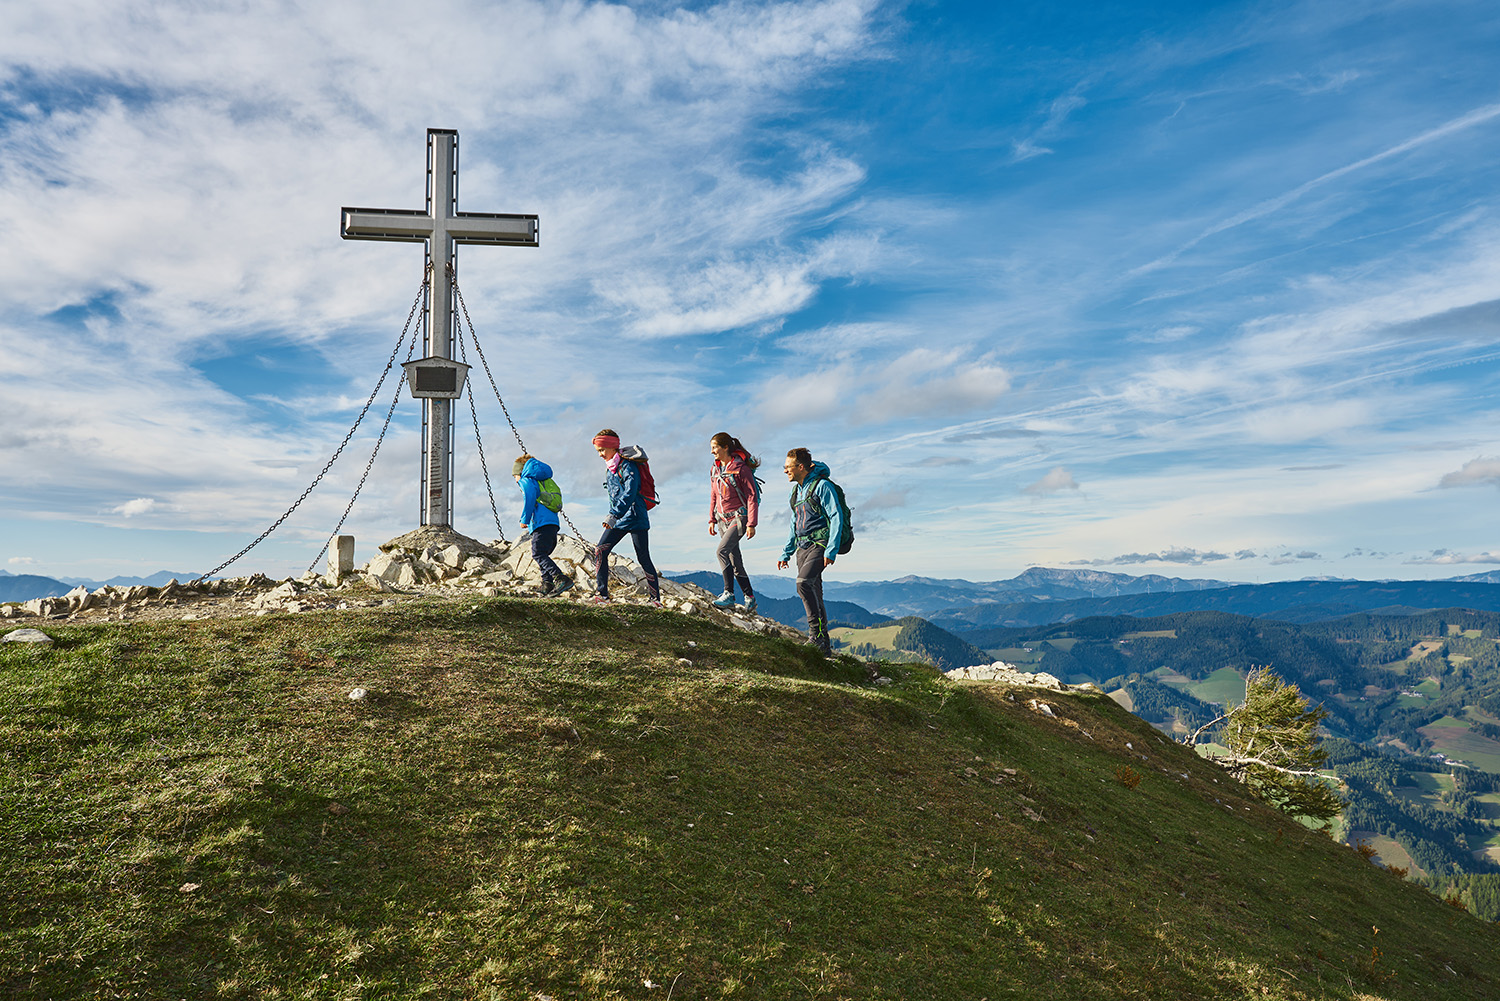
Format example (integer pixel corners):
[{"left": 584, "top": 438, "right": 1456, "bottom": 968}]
[{"left": 4, "top": 599, "right": 1499, "bottom": 1000}]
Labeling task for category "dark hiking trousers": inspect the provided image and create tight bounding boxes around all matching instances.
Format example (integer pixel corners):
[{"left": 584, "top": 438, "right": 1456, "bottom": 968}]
[{"left": 795, "top": 543, "right": 829, "bottom": 644}]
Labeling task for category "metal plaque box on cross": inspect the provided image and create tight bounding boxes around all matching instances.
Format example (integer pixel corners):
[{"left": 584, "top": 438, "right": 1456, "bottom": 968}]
[{"left": 401, "top": 357, "right": 470, "bottom": 399}]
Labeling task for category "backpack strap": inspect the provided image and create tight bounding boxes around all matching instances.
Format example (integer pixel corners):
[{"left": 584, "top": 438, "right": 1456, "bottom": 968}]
[{"left": 716, "top": 459, "right": 749, "bottom": 512}]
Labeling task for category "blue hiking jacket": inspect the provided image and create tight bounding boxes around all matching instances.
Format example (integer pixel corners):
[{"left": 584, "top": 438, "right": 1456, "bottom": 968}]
[
  {"left": 780, "top": 460, "right": 843, "bottom": 564},
  {"left": 604, "top": 457, "right": 650, "bottom": 532},
  {"left": 518, "top": 457, "right": 560, "bottom": 531}
]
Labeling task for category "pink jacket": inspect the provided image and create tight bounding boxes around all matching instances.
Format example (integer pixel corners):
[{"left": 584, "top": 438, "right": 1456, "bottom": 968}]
[{"left": 710, "top": 456, "right": 759, "bottom": 527}]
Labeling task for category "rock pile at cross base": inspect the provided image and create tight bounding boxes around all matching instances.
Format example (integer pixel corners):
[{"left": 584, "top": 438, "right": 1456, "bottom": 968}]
[{"left": 0, "top": 527, "right": 801, "bottom": 640}]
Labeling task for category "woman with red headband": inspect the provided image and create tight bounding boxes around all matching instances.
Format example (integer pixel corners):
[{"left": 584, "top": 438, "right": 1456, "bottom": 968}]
[{"left": 591, "top": 428, "right": 661, "bottom": 605}]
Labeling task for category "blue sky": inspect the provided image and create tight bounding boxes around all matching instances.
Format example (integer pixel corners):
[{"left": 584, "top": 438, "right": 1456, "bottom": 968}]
[{"left": 4, "top": 0, "right": 1500, "bottom": 583}]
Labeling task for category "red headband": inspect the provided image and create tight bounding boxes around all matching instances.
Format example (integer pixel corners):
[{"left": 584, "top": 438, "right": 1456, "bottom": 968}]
[{"left": 593, "top": 433, "right": 620, "bottom": 449}]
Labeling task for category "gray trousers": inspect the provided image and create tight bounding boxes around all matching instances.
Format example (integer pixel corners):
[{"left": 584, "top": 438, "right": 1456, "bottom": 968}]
[
  {"left": 715, "top": 514, "right": 754, "bottom": 597},
  {"left": 795, "top": 544, "right": 828, "bottom": 638}
]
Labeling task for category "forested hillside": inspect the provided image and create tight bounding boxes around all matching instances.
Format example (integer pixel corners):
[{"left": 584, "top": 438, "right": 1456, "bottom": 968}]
[{"left": 969, "top": 608, "right": 1500, "bottom": 898}]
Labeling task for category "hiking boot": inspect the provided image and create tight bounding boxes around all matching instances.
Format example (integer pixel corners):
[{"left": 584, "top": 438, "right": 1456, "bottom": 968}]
[
  {"left": 648, "top": 599, "right": 665, "bottom": 609},
  {"left": 741, "top": 596, "right": 757, "bottom": 615},
  {"left": 549, "top": 578, "right": 575, "bottom": 597},
  {"left": 711, "top": 590, "right": 736, "bottom": 609}
]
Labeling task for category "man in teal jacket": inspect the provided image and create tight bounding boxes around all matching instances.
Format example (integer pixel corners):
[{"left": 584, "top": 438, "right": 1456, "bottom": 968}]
[{"left": 777, "top": 448, "right": 844, "bottom": 656}]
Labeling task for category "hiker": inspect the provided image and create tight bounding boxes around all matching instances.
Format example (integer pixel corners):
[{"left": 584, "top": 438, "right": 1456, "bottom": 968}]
[
  {"left": 514, "top": 455, "right": 573, "bottom": 597},
  {"left": 777, "top": 447, "right": 847, "bottom": 656},
  {"left": 708, "top": 432, "right": 760, "bottom": 613},
  {"left": 591, "top": 429, "right": 662, "bottom": 606}
]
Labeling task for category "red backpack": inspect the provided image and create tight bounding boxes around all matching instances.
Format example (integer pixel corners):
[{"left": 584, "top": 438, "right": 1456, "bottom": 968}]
[{"left": 618, "top": 444, "right": 659, "bottom": 509}]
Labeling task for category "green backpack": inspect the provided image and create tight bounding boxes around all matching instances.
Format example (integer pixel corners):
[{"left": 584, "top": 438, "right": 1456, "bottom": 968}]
[
  {"left": 794, "top": 475, "right": 855, "bottom": 556},
  {"left": 538, "top": 477, "right": 563, "bottom": 513}
]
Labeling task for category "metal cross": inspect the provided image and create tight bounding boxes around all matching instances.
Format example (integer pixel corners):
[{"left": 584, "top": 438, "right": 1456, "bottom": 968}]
[{"left": 341, "top": 128, "right": 538, "bottom": 528}]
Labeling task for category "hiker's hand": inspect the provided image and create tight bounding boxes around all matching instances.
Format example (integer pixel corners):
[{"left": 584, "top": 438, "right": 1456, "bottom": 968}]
[
  {"left": 824, "top": 558, "right": 834, "bottom": 567},
  {"left": 709, "top": 522, "right": 716, "bottom": 536},
  {"left": 746, "top": 525, "right": 756, "bottom": 539},
  {"left": 777, "top": 560, "right": 789, "bottom": 570}
]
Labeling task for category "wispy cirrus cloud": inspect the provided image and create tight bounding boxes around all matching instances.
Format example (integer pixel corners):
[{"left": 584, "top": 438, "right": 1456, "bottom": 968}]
[
  {"left": 1010, "top": 91, "right": 1088, "bottom": 162},
  {"left": 1067, "top": 547, "right": 1234, "bottom": 567},
  {"left": 1065, "top": 546, "right": 1322, "bottom": 567},
  {"left": 1405, "top": 549, "right": 1500, "bottom": 565}
]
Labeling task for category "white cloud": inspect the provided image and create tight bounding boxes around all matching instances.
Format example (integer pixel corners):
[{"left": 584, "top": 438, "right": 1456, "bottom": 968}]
[
  {"left": 7, "top": 556, "right": 38, "bottom": 565},
  {"left": 1439, "top": 456, "right": 1500, "bottom": 489},
  {"left": 111, "top": 498, "right": 157, "bottom": 517},
  {"left": 1022, "top": 466, "right": 1079, "bottom": 496},
  {"left": 1067, "top": 546, "right": 1233, "bottom": 566},
  {"left": 1405, "top": 550, "right": 1500, "bottom": 565}
]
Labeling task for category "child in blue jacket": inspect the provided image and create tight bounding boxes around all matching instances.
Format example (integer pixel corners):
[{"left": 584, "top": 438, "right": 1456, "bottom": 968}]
[{"left": 514, "top": 455, "right": 573, "bottom": 596}]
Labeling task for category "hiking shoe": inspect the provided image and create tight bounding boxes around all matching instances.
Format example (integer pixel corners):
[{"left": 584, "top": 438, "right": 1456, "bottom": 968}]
[
  {"left": 589, "top": 593, "right": 611, "bottom": 604},
  {"left": 741, "top": 596, "right": 757, "bottom": 615},
  {"left": 711, "top": 590, "right": 736, "bottom": 609},
  {"left": 549, "top": 578, "right": 575, "bottom": 597},
  {"left": 649, "top": 599, "right": 665, "bottom": 609}
]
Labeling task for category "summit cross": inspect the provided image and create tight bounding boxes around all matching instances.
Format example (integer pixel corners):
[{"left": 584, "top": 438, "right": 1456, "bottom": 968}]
[{"left": 341, "top": 128, "right": 538, "bottom": 527}]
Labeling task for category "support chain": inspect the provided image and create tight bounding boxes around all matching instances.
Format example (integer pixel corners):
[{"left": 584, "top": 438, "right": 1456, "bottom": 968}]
[
  {"left": 192, "top": 269, "right": 432, "bottom": 584},
  {"left": 450, "top": 267, "right": 628, "bottom": 591},
  {"left": 455, "top": 322, "right": 506, "bottom": 543},
  {"left": 304, "top": 332, "right": 422, "bottom": 576}
]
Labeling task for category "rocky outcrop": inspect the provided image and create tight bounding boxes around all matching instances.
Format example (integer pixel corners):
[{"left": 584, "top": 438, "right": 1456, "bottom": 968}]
[
  {"left": 378, "top": 525, "right": 503, "bottom": 562},
  {"left": 944, "top": 661, "right": 1099, "bottom": 693},
  {"left": 0, "top": 531, "right": 802, "bottom": 641}
]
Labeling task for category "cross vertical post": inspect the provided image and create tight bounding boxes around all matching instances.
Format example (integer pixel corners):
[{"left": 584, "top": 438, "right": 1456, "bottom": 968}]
[{"left": 341, "top": 128, "right": 539, "bottom": 527}]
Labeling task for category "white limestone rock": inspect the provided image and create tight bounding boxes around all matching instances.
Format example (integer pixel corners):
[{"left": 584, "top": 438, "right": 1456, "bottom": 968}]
[
  {"left": 62, "top": 585, "right": 93, "bottom": 613},
  {"left": 552, "top": 534, "right": 594, "bottom": 564},
  {"left": 3, "top": 628, "right": 54, "bottom": 645},
  {"left": 250, "top": 582, "right": 302, "bottom": 610},
  {"left": 22, "top": 597, "right": 57, "bottom": 617},
  {"left": 365, "top": 552, "right": 405, "bottom": 583},
  {"left": 659, "top": 578, "right": 692, "bottom": 598},
  {"left": 944, "top": 662, "right": 1064, "bottom": 690}
]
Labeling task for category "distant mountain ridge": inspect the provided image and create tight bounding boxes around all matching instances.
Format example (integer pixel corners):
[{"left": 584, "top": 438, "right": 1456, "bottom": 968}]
[
  {"left": 930, "top": 579, "right": 1500, "bottom": 632},
  {"left": 818, "top": 567, "right": 1241, "bottom": 617}
]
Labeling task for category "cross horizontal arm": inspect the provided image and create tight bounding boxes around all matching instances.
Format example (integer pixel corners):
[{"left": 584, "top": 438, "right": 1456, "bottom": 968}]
[
  {"left": 448, "top": 212, "right": 540, "bottom": 246},
  {"left": 341, "top": 208, "right": 434, "bottom": 242},
  {"left": 341, "top": 208, "right": 539, "bottom": 245}
]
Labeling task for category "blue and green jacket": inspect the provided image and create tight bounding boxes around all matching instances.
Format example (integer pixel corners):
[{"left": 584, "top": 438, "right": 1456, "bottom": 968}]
[
  {"left": 518, "top": 457, "right": 560, "bottom": 532},
  {"left": 780, "top": 460, "right": 843, "bottom": 564}
]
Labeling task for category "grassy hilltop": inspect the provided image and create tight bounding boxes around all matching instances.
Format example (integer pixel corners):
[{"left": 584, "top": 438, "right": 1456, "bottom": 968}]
[{"left": 4, "top": 599, "right": 1500, "bottom": 1000}]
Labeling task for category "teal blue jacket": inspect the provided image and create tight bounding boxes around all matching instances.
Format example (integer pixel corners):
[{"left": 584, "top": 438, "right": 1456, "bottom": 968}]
[{"left": 780, "top": 461, "right": 843, "bottom": 564}]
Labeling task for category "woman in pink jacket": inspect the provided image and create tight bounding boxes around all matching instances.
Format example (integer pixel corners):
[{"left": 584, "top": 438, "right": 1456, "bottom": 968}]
[{"left": 708, "top": 432, "right": 760, "bottom": 613}]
